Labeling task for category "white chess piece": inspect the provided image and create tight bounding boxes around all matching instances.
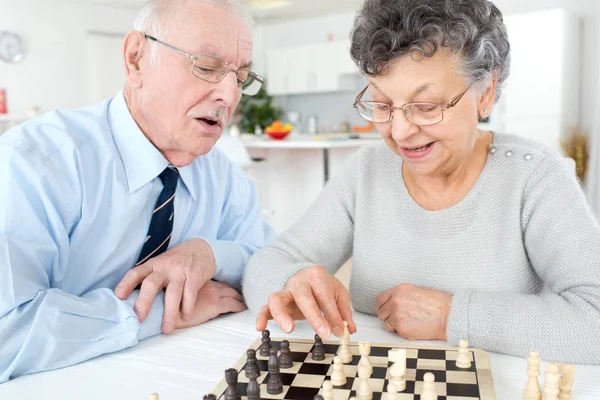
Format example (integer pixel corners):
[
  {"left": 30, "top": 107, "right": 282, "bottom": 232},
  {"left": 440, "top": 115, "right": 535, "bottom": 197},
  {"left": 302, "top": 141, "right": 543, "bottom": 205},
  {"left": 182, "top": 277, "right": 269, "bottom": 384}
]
[
  {"left": 358, "top": 341, "right": 373, "bottom": 376},
  {"left": 356, "top": 364, "right": 373, "bottom": 400},
  {"left": 388, "top": 348, "right": 407, "bottom": 391},
  {"left": 331, "top": 356, "right": 347, "bottom": 386},
  {"left": 148, "top": 394, "right": 159, "bottom": 400},
  {"left": 455, "top": 339, "right": 472, "bottom": 369},
  {"left": 387, "top": 382, "right": 398, "bottom": 400},
  {"left": 543, "top": 363, "right": 560, "bottom": 400},
  {"left": 421, "top": 372, "right": 438, "bottom": 400},
  {"left": 558, "top": 363, "right": 574, "bottom": 400},
  {"left": 322, "top": 379, "right": 334, "bottom": 400},
  {"left": 338, "top": 321, "right": 353, "bottom": 363},
  {"left": 523, "top": 351, "right": 542, "bottom": 400}
]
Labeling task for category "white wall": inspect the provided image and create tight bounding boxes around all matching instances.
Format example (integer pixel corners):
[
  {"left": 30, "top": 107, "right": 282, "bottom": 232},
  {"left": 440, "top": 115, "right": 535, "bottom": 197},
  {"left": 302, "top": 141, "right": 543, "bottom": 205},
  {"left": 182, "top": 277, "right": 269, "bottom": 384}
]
[{"left": 0, "top": 0, "right": 136, "bottom": 115}]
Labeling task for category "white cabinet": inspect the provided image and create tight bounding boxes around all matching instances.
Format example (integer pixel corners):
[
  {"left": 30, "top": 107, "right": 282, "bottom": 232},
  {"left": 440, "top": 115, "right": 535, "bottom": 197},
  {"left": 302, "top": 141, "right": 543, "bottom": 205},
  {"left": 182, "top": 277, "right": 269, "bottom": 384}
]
[
  {"left": 266, "top": 40, "right": 360, "bottom": 96},
  {"left": 497, "top": 8, "right": 580, "bottom": 150}
]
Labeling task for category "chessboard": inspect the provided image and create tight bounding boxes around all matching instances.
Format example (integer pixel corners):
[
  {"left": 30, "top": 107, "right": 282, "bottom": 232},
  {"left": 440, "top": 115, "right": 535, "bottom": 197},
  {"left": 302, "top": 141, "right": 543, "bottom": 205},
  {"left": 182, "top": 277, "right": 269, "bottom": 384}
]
[{"left": 211, "top": 337, "right": 496, "bottom": 399}]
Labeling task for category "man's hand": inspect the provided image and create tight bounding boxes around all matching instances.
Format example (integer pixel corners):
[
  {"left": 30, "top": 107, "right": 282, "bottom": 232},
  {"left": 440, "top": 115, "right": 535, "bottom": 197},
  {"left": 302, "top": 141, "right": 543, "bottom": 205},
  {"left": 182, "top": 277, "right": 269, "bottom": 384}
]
[
  {"left": 375, "top": 283, "right": 452, "bottom": 341},
  {"left": 114, "top": 238, "right": 216, "bottom": 334},
  {"left": 255, "top": 265, "right": 356, "bottom": 339},
  {"left": 175, "top": 280, "right": 246, "bottom": 329}
]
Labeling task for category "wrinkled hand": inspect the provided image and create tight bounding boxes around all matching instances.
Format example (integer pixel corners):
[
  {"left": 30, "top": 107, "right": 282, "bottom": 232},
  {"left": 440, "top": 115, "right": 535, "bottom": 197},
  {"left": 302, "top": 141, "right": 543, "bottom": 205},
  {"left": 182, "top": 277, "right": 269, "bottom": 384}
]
[
  {"left": 114, "top": 238, "right": 216, "bottom": 334},
  {"left": 256, "top": 265, "right": 356, "bottom": 339},
  {"left": 175, "top": 280, "right": 246, "bottom": 329},
  {"left": 376, "top": 283, "right": 452, "bottom": 341}
]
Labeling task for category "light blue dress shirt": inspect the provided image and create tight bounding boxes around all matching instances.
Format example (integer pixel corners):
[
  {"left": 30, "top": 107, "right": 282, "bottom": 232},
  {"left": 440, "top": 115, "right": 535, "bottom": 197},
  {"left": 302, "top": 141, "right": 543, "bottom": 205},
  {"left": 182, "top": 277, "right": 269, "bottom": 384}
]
[{"left": 0, "top": 92, "right": 275, "bottom": 383}]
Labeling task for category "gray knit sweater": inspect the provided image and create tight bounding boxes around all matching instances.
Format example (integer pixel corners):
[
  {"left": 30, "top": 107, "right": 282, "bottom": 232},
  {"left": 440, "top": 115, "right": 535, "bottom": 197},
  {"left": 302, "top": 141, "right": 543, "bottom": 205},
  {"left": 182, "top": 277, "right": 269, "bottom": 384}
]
[{"left": 243, "top": 133, "right": 600, "bottom": 364}]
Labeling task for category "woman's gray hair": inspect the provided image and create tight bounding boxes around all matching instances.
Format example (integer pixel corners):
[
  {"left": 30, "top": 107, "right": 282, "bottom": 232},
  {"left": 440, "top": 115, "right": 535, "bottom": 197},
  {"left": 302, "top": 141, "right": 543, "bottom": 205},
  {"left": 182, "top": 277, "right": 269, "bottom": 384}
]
[
  {"left": 350, "top": 0, "right": 510, "bottom": 101},
  {"left": 133, "top": 0, "right": 253, "bottom": 65}
]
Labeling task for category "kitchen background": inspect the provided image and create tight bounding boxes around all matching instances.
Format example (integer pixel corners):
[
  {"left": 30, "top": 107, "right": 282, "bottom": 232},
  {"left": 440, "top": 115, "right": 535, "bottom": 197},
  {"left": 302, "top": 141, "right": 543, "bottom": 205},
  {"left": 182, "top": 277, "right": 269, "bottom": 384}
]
[{"left": 1, "top": 0, "right": 599, "bottom": 234}]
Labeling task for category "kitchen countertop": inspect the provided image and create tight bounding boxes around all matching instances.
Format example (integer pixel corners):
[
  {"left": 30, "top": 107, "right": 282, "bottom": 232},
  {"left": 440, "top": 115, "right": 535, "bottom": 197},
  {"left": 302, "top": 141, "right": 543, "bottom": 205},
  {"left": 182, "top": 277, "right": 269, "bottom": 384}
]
[{"left": 241, "top": 133, "right": 382, "bottom": 149}]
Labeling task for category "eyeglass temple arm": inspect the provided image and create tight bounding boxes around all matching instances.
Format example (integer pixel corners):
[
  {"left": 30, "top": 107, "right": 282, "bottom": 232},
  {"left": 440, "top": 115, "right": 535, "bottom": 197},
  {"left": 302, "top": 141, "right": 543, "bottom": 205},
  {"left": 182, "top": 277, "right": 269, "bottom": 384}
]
[{"left": 353, "top": 85, "right": 369, "bottom": 105}]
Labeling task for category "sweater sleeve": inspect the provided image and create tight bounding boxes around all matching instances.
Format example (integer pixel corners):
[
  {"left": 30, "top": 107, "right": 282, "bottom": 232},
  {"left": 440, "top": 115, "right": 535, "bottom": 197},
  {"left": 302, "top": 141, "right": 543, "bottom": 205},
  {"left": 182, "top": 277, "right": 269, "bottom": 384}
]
[
  {"left": 242, "top": 152, "right": 359, "bottom": 313},
  {"left": 447, "top": 155, "right": 600, "bottom": 364}
]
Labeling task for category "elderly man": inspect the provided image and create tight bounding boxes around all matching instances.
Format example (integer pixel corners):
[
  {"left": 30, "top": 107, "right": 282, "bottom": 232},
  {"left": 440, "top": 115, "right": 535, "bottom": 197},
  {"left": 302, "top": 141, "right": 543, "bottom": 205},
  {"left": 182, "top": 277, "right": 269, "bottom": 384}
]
[{"left": 0, "top": 0, "right": 272, "bottom": 382}]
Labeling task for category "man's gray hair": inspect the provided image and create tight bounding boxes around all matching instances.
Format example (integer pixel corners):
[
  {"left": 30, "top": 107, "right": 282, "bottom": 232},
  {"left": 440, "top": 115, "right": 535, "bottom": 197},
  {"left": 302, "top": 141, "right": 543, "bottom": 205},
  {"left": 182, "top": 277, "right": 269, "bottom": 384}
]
[
  {"left": 133, "top": 0, "right": 253, "bottom": 64},
  {"left": 350, "top": 0, "right": 510, "bottom": 101}
]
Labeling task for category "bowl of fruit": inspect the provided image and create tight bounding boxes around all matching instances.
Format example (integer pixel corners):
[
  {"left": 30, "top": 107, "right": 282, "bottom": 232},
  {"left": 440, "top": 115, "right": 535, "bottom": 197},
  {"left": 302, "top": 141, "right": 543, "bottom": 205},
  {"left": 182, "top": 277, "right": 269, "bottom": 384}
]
[{"left": 264, "top": 120, "right": 293, "bottom": 140}]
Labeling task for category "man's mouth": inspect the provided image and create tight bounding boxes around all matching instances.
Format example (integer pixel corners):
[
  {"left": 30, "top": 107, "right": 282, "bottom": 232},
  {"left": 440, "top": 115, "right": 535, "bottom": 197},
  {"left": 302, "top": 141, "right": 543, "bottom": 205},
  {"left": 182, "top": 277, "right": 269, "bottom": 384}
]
[{"left": 196, "top": 117, "right": 220, "bottom": 127}]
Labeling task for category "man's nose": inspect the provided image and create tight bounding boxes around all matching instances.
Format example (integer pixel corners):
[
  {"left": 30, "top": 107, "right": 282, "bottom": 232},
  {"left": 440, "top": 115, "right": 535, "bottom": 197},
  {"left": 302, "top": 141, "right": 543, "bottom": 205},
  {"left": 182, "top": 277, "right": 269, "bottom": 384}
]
[{"left": 212, "top": 69, "right": 241, "bottom": 107}]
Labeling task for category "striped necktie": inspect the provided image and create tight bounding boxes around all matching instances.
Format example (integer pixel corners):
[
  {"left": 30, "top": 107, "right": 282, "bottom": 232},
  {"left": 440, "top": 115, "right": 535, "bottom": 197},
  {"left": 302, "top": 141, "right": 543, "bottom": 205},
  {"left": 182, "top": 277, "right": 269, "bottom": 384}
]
[{"left": 136, "top": 166, "right": 179, "bottom": 266}]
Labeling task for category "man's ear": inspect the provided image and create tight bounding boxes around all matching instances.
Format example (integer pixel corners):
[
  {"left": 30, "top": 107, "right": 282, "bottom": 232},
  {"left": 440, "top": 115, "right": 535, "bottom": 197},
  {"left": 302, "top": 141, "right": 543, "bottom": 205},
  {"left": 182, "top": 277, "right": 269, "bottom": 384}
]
[
  {"left": 123, "top": 30, "right": 146, "bottom": 88},
  {"left": 478, "top": 70, "right": 498, "bottom": 120}
]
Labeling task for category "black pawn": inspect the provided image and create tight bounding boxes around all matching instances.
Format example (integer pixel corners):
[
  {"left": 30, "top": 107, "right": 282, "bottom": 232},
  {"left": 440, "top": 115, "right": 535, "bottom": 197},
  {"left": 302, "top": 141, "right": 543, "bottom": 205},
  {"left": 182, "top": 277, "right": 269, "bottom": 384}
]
[
  {"left": 267, "top": 347, "right": 283, "bottom": 394},
  {"left": 279, "top": 340, "right": 293, "bottom": 369},
  {"left": 246, "top": 369, "right": 261, "bottom": 400},
  {"left": 223, "top": 368, "right": 241, "bottom": 400},
  {"left": 245, "top": 348, "right": 260, "bottom": 378},
  {"left": 203, "top": 395, "right": 217, "bottom": 400},
  {"left": 314, "top": 396, "right": 325, "bottom": 400},
  {"left": 311, "top": 334, "right": 325, "bottom": 361},
  {"left": 259, "top": 329, "right": 271, "bottom": 356}
]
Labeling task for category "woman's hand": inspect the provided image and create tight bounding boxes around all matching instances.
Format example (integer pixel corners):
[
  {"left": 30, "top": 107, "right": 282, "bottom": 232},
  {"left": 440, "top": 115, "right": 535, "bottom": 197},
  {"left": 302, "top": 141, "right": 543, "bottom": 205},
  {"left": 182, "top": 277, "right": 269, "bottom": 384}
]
[
  {"left": 255, "top": 265, "right": 356, "bottom": 338},
  {"left": 376, "top": 283, "right": 452, "bottom": 341}
]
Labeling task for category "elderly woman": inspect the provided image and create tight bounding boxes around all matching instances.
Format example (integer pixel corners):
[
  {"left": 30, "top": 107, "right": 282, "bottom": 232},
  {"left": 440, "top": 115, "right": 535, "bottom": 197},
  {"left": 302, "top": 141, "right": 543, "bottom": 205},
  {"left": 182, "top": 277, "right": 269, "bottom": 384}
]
[{"left": 243, "top": 0, "right": 600, "bottom": 363}]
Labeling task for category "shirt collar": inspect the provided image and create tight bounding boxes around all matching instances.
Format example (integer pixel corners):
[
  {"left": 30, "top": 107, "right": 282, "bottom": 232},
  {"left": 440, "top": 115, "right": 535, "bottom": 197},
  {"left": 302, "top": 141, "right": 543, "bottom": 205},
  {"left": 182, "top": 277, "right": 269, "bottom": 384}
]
[{"left": 108, "top": 91, "right": 196, "bottom": 200}]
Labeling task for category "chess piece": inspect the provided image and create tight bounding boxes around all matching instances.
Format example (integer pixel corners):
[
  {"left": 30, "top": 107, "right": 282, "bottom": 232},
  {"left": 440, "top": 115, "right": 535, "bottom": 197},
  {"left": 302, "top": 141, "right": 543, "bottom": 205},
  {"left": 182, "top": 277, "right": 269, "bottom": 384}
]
[
  {"left": 338, "top": 321, "right": 353, "bottom": 363},
  {"left": 330, "top": 356, "right": 347, "bottom": 386},
  {"left": 523, "top": 351, "right": 542, "bottom": 400},
  {"left": 245, "top": 348, "right": 260, "bottom": 378},
  {"left": 279, "top": 340, "right": 293, "bottom": 369},
  {"left": 558, "top": 363, "right": 575, "bottom": 400},
  {"left": 259, "top": 329, "right": 271, "bottom": 356},
  {"left": 149, "top": 394, "right": 159, "bottom": 400},
  {"left": 421, "top": 372, "right": 438, "bottom": 400},
  {"left": 358, "top": 341, "right": 373, "bottom": 376},
  {"left": 312, "top": 334, "right": 326, "bottom": 361},
  {"left": 356, "top": 364, "right": 373, "bottom": 400},
  {"left": 543, "top": 363, "right": 560, "bottom": 400},
  {"left": 246, "top": 369, "right": 260, "bottom": 400},
  {"left": 387, "top": 382, "right": 398, "bottom": 400},
  {"left": 267, "top": 347, "right": 283, "bottom": 394},
  {"left": 455, "top": 339, "right": 472, "bottom": 369},
  {"left": 224, "top": 368, "right": 241, "bottom": 400},
  {"left": 203, "top": 396, "right": 217, "bottom": 400},
  {"left": 314, "top": 396, "right": 325, "bottom": 400},
  {"left": 388, "top": 348, "right": 407, "bottom": 391},
  {"left": 322, "top": 379, "right": 333, "bottom": 400}
]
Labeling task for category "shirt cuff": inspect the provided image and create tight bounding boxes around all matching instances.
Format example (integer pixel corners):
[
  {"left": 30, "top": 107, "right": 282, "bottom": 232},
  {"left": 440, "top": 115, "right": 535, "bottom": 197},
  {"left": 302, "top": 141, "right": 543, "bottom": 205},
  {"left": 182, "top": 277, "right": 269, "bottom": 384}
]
[
  {"left": 123, "top": 290, "right": 165, "bottom": 341},
  {"left": 201, "top": 238, "right": 248, "bottom": 288},
  {"left": 446, "top": 290, "right": 472, "bottom": 346}
]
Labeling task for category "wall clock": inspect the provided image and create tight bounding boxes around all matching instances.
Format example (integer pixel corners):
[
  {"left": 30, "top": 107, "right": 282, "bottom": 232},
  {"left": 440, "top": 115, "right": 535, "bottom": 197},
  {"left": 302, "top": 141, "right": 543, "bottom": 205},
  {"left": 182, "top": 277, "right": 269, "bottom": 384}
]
[{"left": 0, "top": 31, "right": 24, "bottom": 63}]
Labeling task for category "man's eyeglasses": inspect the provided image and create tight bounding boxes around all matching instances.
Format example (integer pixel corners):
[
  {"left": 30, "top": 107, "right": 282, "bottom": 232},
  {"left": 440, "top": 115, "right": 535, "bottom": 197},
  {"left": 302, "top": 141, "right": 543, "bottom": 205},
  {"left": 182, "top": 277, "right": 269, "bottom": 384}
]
[
  {"left": 144, "top": 34, "right": 264, "bottom": 96},
  {"left": 352, "top": 84, "right": 472, "bottom": 126}
]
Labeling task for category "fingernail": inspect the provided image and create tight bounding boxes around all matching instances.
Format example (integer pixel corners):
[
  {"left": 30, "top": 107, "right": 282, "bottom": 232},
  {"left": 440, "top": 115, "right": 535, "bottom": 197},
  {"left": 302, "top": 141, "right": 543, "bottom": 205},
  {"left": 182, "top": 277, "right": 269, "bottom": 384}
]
[
  {"left": 163, "top": 323, "right": 173, "bottom": 332},
  {"left": 332, "top": 326, "right": 343, "bottom": 337},
  {"left": 318, "top": 326, "right": 330, "bottom": 339},
  {"left": 283, "top": 321, "right": 292, "bottom": 333}
]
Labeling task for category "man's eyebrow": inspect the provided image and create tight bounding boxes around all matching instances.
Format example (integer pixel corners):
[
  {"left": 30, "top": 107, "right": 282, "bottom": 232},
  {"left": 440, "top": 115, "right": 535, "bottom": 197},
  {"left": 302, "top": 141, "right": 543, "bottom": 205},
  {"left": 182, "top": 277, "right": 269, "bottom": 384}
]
[{"left": 240, "top": 60, "right": 253, "bottom": 69}]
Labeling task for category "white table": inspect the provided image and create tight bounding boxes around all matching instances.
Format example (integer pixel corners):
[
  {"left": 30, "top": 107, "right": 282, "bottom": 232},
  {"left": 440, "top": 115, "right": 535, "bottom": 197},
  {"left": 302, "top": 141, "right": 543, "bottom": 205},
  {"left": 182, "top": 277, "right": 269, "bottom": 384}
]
[{"left": 1, "top": 311, "right": 599, "bottom": 400}]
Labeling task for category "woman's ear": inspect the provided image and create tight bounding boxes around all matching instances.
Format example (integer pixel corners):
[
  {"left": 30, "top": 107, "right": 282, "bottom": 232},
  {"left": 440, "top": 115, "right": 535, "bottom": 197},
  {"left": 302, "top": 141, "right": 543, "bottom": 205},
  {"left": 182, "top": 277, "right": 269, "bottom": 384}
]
[
  {"left": 478, "top": 70, "right": 498, "bottom": 120},
  {"left": 123, "top": 30, "right": 146, "bottom": 89}
]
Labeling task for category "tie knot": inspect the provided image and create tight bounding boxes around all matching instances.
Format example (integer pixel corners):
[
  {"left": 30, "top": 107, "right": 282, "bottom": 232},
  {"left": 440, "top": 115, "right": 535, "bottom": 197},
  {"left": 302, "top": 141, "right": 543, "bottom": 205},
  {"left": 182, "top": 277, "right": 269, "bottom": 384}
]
[{"left": 159, "top": 167, "right": 179, "bottom": 189}]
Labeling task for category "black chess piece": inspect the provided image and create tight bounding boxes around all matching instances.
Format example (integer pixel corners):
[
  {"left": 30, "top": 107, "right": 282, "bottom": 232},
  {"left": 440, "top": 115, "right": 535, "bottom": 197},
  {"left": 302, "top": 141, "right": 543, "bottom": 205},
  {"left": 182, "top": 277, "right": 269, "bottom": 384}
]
[
  {"left": 259, "top": 329, "right": 271, "bottom": 356},
  {"left": 266, "top": 347, "right": 283, "bottom": 394},
  {"left": 223, "top": 368, "right": 241, "bottom": 400},
  {"left": 279, "top": 339, "right": 293, "bottom": 369},
  {"left": 203, "top": 395, "right": 217, "bottom": 400},
  {"left": 311, "top": 334, "right": 325, "bottom": 361},
  {"left": 313, "top": 395, "right": 325, "bottom": 400},
  {"left": 245, "top": 348, "right": 260, "bottom": 378},
  {"left": 246, "top": 369, "right": 261, "bottom": 400}
]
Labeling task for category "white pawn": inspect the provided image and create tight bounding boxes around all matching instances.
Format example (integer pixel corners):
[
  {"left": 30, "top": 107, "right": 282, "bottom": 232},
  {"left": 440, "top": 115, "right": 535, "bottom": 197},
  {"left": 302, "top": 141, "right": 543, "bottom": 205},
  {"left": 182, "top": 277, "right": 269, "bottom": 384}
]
[
  {"left": 456, "top": 339, "right": 472, "bottom": 369},
  {"left": 356, "top": 364, "right": 373, "bottom": 400},
  {"left": 331, "top": 356, "right": 347, "bottom": 386},
  {"left": 543, "top": 363, "right": 560, "bottom": 400},
  {"left": 322, "top": 379, "right": 333, "bottom": 400},
  {"left": 523, "top": 351, "right": 542, "bottom": 400},
  {"left": 421, "top": 372, "right": 438, "bottom": 400},
  {"left": 387, "top": 382, "right": 398, "bottom": 400},
  {"left": 358, "top": 341, "right": 373, "bottom": 376},
  {"left": 388, "top": 349, "right": 407, "bottom": 391},
  {"left": 338, "top": 321, "right": 353, "bottom": 363},
  {"left": 148, "top": 394, "right": 159, "bottom": 400}
]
